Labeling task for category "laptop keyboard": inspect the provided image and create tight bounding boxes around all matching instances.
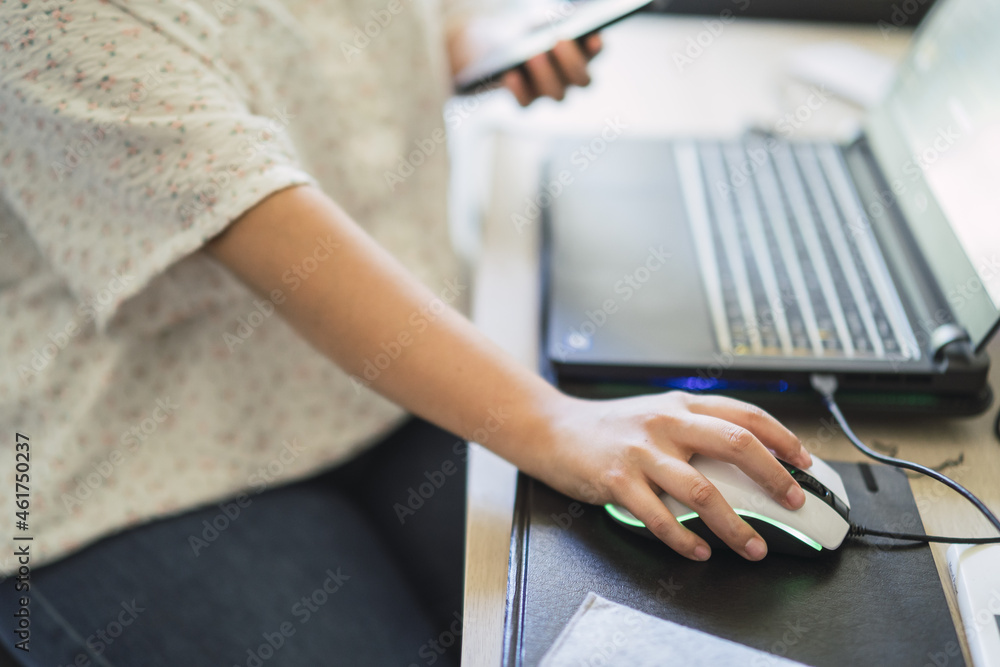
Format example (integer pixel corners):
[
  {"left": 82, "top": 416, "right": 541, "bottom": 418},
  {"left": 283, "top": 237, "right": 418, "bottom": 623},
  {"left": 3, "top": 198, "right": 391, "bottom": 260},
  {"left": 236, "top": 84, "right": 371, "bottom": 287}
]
[{"left": 674, "top": 139, "right": 918, "bottom": 360}]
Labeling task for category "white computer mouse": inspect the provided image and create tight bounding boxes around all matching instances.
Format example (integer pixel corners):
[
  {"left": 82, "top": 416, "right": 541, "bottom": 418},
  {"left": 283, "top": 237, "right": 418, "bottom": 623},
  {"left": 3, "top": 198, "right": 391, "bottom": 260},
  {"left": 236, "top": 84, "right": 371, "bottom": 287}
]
[{"left": 605, "top": 454, "right": 851, "bottom": 557}]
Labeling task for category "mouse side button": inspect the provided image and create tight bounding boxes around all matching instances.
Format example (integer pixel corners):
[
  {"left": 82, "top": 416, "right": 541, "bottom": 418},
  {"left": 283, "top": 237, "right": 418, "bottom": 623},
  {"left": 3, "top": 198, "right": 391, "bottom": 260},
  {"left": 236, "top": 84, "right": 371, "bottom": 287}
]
[{"left": 802, "top": 457, "right": 851, "bottom": 510}]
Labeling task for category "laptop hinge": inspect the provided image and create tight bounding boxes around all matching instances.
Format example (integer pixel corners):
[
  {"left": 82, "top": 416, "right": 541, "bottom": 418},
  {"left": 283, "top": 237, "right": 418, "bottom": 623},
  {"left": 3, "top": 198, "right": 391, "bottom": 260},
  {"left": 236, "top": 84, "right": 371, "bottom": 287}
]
[{"left": 931, "top": 323, "right": 974, "bottom": 363}]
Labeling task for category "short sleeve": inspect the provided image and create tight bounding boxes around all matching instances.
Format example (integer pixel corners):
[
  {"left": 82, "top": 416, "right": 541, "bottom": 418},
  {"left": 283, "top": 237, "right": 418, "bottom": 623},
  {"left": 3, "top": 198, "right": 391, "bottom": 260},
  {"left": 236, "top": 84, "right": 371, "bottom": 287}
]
[{"left": 0, "top": 0, "right": 316, "bottom": 331}]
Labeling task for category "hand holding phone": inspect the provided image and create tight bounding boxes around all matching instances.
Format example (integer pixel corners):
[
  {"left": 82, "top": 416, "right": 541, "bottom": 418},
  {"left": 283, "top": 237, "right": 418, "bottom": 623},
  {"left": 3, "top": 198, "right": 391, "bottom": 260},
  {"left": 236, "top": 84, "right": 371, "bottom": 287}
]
[
  {"left": 453, "top": 0, "right": 651, "bottom": 96},
  {"left": 502, "top": 34, "right": 603, "bottom": 104}
]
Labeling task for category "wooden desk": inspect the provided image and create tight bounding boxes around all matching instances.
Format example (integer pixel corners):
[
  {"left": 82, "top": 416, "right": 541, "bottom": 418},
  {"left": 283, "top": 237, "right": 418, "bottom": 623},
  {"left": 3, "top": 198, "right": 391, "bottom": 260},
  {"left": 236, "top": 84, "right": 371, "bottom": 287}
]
[{"left": 455, "top": 14, "right": 1000, "bottom": 666}]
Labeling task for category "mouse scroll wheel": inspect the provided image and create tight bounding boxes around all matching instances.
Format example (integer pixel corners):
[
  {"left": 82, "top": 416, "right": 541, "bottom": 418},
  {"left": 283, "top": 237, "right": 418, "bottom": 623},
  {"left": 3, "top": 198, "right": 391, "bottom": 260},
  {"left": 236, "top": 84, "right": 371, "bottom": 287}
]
[
  {"left": 791, "top": 471, "right": 829, "bottom": 498},
  {"left": 779, "top": 461, "right": 800, "bottom": 474}
]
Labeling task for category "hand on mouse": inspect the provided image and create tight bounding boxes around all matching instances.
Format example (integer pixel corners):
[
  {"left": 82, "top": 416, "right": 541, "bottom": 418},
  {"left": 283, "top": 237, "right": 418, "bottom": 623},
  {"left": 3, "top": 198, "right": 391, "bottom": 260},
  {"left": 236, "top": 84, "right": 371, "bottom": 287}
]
[
  {"left": 514, "top": 390, "right": 813, "bottom": 562},
  {"left": 208, "top": 186, "right": 808, "bottom": 564}
]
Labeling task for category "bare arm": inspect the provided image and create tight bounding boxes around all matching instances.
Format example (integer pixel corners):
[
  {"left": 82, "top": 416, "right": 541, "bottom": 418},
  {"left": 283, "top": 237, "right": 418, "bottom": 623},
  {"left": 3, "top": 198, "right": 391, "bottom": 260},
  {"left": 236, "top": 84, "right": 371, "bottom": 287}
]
[{"left": 207, "top": 184, "right": 813, "bottom": 562}]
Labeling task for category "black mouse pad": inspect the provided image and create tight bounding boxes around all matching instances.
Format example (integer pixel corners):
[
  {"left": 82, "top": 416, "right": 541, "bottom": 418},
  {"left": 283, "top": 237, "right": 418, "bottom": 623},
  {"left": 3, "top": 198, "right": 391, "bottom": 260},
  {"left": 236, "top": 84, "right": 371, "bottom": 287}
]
[{"left": 503, "top": 462, "right": 965, "bottom": 666}]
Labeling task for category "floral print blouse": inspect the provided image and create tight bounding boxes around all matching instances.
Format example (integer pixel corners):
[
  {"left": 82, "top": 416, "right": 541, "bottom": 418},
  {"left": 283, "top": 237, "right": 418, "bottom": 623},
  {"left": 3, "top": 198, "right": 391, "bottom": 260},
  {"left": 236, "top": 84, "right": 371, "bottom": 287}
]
[{"left": 0, "top": 0, "right": 464, "bottom": 571}]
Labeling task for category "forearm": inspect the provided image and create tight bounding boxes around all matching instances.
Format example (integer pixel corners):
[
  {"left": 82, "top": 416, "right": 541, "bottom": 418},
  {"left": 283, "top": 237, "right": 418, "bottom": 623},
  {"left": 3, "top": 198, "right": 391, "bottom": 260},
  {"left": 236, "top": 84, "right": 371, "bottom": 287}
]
[
  {"left": 208, "top": 184, "right": 813, "bottom": 563},
  {"left": 206, "top": 184, "right": 567, "bottom": 470}
]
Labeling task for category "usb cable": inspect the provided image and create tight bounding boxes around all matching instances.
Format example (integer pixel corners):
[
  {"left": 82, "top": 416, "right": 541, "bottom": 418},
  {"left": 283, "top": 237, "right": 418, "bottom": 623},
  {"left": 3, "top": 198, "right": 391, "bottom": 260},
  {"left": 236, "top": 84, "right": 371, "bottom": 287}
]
[{"left": 810, "top": 373, "right": 1000, "bottom": 544}]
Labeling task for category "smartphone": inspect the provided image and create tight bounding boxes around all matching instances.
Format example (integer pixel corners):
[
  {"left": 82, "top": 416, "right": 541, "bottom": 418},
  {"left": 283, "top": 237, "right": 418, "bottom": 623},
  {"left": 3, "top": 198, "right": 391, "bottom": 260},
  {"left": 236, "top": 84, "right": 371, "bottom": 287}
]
[{"left": 453, "top": 0, "right": 653, "bottom": 94}]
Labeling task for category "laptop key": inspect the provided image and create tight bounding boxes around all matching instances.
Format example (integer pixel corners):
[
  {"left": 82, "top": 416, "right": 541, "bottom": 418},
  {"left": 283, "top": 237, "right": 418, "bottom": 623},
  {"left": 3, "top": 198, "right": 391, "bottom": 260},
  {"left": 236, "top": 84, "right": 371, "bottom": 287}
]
[
  {"left": 817, "top": 143, "right": 919, "bottom": 360},
  {"left": 673, "top": 137, "right": 918, "bottom": 363},
  {"left": 771, "top": 143, "right": 854, "bottom": 356}
]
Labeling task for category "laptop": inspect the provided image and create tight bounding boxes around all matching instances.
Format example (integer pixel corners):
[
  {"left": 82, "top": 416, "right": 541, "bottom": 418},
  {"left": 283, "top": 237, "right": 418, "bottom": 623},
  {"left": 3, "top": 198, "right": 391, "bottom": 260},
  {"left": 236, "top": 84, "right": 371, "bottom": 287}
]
[
  {"left": 542, "top": 0, "right": 1000, "bottom": 415},
  {"left": 649, "top": 0, "right": 934, "bottom": 25}
]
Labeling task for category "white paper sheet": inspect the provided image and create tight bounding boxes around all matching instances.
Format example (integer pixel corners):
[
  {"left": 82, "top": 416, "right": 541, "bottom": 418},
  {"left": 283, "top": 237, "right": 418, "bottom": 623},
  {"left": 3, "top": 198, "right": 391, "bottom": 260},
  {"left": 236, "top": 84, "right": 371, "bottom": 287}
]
[{"left": 539, "top": 592, "right": 809, "bottom": 667}]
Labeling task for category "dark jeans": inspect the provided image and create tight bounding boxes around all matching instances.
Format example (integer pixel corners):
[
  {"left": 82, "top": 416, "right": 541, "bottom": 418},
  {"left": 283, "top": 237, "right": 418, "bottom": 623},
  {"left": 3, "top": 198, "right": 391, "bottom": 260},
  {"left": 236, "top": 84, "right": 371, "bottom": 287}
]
[{"left": 0, "top": 418, "right": 467, "bottom": 667}]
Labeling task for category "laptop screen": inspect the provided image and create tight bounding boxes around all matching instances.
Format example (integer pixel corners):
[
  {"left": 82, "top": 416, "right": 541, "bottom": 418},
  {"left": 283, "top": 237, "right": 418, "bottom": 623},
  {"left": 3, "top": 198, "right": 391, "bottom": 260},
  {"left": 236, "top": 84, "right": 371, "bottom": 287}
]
[{"left": 865, "top": 0, "right": 1000, "bottom": 351}]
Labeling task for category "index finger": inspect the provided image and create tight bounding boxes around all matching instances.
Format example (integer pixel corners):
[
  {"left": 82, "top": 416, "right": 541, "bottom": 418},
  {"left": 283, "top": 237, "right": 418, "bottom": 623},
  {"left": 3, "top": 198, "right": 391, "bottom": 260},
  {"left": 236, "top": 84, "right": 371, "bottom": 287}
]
[
  {"left": 676, "top": 413, "right": 806, "bottom": 512},
  {"left": 685, "top": 395, "right": 811, "bottom": 468}
]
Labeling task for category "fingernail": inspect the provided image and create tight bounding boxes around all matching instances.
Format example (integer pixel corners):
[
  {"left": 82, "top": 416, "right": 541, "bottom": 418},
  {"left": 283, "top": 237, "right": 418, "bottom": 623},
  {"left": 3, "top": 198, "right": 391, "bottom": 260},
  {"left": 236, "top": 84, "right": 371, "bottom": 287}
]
[
  {"left": 694, "top": 544, "right": 711, "bottom": 561},
  {"left": 745, "top": 537, "right": 767, "bottom": 560},
  {"left": 785, "top": 484, "right": 806, "bottom": 509}
]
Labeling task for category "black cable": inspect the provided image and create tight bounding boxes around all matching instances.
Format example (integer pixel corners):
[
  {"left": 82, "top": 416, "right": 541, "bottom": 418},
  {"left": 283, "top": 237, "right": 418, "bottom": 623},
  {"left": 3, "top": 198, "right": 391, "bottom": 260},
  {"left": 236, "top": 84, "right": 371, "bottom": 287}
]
[
  {"left": 809, "top": 373, "right": 1000, "bottom": 537},
  {"left": 993, "top": 405, "right": 1000, "bottom": 443},
  {"left": 848, "top": 523, "right": 1000, "bottom": 544}
]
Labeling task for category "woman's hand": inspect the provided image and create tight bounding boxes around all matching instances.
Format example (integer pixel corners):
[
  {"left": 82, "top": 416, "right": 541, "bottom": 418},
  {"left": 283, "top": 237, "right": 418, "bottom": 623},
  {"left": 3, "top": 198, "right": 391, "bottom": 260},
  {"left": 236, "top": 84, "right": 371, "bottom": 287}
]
[
  {"left": 501, "top": 34, "right": 603, "bottom": 106},
  {"left": 447, "top": 11, "right": 603, "bottom": 106},
  {"left": 518, "top": 390, "right": 813, "bottom": 562},
  {"left": 208, "top": 185, "right": 808, "bottom": 563}
]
